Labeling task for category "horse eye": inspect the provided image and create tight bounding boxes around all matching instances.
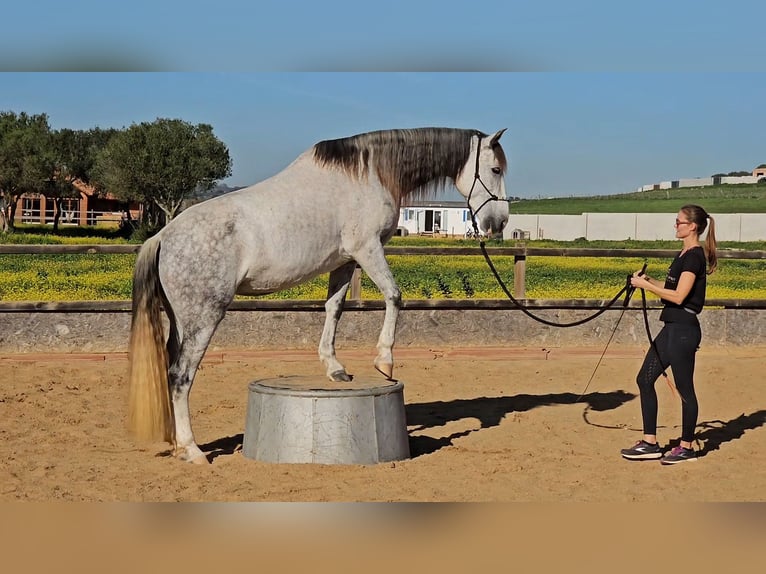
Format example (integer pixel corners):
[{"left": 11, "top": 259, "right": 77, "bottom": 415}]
[{"left": 491, "top": 167, "right": 502, "bottom": 175}]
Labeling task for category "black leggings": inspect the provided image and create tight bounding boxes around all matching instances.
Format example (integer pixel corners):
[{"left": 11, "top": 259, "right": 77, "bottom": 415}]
[{"left": 636, "top": 321, "right": 701, "bottom": 443}]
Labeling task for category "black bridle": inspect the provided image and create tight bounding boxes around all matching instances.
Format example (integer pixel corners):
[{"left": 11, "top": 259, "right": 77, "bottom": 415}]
[{"left": 465, "top": 134, "right": 508, "bottom": 232}]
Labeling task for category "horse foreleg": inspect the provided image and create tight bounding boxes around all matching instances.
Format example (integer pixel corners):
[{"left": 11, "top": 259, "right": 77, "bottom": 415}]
[
  {"left": 354, "top": 248, "right": 401, "bottom": 380},
  {"left": 320, "top": 261, "right": 356, "bottom": 382}
]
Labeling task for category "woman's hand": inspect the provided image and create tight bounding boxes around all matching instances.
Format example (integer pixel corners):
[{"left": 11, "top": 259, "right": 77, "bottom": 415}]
[{"left": 630, "top": 271, "right": 651, "bottom": 289}]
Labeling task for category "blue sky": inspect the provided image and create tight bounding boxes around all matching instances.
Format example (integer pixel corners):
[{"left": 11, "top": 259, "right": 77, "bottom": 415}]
[
  {"left": 2, "top": 1, "right": 765, "bottom": 72},
  {"left": 2, "top": 73, "right": 763, "bottom": 199},
  {"left": 1, "top": 2, "right": 764, "bottom": 199}
]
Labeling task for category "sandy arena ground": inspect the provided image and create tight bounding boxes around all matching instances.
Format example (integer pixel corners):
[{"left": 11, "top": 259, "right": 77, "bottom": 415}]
[{"left": 1, "top": 345, "right": 764, "bottom": 502}]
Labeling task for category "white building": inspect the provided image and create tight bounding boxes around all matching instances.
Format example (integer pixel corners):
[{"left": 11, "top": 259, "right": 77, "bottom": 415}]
[{"left": 396, "top": 200, "right": 477, "bottom": 236}]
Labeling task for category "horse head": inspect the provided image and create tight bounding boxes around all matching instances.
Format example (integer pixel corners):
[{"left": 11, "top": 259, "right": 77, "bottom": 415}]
[{"left": 455, "top": 129, "right": 509, "bottom": 237}]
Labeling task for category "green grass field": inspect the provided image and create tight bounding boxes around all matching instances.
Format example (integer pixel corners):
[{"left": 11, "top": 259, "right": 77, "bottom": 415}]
[{"left": 509, "top": 183, "right": 766, "bottom": 214}]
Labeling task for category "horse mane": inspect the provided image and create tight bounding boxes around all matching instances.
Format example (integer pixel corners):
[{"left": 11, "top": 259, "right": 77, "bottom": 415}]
[{"left": 312, "top": 128, "right": 507, "bottom": 204}]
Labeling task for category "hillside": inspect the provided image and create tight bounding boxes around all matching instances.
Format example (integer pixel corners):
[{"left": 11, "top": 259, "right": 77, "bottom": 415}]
[
  {"left": 193, "top": 182, "right": 246, "bottom": 201},
  {"left": 510, "top": 183, "right": 766, "bottom": 214}
]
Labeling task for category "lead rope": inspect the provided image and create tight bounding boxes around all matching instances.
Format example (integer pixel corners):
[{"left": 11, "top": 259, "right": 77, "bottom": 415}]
[
  {"left": 465, "top": 134, "right": 640, "bottom": 400},
  {"left": 466, "top": 137, "right": 629, "bottom": 327},
  {"left": 580, "top": 284, "right": 684, "bottom": 432},
  {"left": 473, "top": 208, "right": 634, "bottom": 400},
  {"left": 477, "top": 239, "right": 629, "bottom": 327},
  {"left": 574, "top": 306, "right": 629, "bottom": 402}
]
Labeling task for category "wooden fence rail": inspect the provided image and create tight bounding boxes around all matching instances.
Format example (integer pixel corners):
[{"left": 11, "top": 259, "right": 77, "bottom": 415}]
[{"left": 2, "top": 244, "right": 765, "bottom": 305}]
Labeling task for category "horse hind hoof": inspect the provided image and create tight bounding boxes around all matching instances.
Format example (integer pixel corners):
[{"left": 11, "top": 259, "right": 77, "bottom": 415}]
[
  {"left": 175, "top": 448, "right": 210, "bottom": 465},
  {"left": 329, "top": 370, "right": 352, "bottom": 382},
  {"left": 374, "top": 361, "right": 394, "bottom": 380}
]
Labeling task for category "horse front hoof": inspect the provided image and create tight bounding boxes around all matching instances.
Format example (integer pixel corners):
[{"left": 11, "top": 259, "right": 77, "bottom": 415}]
[
  {"left": 329, "top": 370, "right": 352, "bottom": 382},
  {"left": 374, "top": 361, "right": 394, "bottom": 380}
]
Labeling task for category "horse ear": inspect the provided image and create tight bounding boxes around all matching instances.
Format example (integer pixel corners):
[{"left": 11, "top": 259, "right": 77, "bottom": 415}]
[{"left": 489, "top": 128, "right": 507, "bottom": 147}]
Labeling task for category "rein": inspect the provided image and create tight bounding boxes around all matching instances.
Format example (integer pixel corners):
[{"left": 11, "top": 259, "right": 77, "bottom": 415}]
[
  {"left": 464, "top": 134, "right": 671, "bottom": 401},
  {"left": 465, "top": 134, "right": 630, "bottom": 328}
]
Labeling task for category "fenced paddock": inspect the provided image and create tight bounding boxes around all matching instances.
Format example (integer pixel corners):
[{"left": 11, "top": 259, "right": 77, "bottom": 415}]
[{"left": 1, "top": 245, "right": 764, "bottom": 503}]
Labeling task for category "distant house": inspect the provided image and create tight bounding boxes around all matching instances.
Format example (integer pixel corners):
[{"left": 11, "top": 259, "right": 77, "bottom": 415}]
[
  {"left": 397, "top": 200, "right": 477, "bottom": 237},
  {"left": 13, "top": 180, "right": 141, "bottom": 226},
  {"left": 754, "top": 166, "right": 766, "bottom": 179}
]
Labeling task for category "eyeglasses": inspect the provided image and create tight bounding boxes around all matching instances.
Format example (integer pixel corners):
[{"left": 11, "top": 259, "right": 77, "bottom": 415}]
[{"left": 675, "top": 219, "right": 692, "bottom": 227}]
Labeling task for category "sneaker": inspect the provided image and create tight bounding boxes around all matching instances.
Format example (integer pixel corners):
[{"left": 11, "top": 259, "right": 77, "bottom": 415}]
[
  {"left": 660, "top": 445, "right": 697, "bottom": 465},
  {"left": 621, "top": 440, "right": 663, "bottom": 460}
]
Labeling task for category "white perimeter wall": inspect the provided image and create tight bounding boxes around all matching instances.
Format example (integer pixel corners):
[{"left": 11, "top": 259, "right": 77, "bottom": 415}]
[
  {"left": 397, "top": 209, "right": 766, "bottom": 241},
  {"left": 504, "top": 213, "right": 766, "bottom": 241},
  {"left": 678, "top": 178, "right": 714, "bottom": 188},
  {"left": 721, "top": 176, "right": 760, "bottom": 184}
]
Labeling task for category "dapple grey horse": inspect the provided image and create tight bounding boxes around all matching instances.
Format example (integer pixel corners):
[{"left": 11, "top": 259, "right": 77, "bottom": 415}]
[{"left": 128, "top": 127, "right": 510, "bottom": 463}]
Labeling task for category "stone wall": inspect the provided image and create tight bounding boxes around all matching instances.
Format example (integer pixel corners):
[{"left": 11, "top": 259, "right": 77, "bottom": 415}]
[{"left": 2, "top": 306, "right": 765, "bottom": 354}]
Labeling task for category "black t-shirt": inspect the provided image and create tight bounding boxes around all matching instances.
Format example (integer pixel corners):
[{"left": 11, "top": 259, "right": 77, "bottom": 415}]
[{"left": 659, "top": 246, "right": 707, "bottom": 322}]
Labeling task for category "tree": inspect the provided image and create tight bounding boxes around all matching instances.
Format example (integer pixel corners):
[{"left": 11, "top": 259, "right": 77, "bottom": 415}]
[
  {"left": 0, "top": 111, "right": 52, "bottom": 232},
  {"left": 47, "top": 127, "right": 117, "bottom": 230},
  {"left": 92, "top": 118, "right": 232, "bottom": 228}
]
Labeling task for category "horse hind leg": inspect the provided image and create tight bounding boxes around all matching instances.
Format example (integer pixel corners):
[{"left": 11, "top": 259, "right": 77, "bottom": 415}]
[
  {"left": 319, "top": 261, "right": 356, "bottom": 382},
  {"left": 167, "top": 313, "right": 224, "bottom": 464}
]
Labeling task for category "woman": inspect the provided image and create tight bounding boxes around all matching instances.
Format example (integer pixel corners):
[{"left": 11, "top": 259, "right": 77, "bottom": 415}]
[{"left": 621, "top": 204, "right": 718, "bottom": 465}]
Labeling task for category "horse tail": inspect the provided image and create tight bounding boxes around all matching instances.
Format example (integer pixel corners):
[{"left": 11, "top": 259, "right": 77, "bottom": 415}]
[{"left": 127, "top": 233, "right": 175, "bottom": 444}]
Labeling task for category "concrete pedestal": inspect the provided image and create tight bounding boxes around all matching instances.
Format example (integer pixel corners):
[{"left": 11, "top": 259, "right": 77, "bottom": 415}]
[{"left": 242, "top": 376, "right": 410, "bottom": 465}]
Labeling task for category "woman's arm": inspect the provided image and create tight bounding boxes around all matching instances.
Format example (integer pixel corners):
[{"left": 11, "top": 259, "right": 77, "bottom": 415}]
[{"left": 630, "top": 270, "right": 696, "bottom": 305}]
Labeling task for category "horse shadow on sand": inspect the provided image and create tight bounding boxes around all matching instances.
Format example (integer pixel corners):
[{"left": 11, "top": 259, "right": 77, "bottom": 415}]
[
  {"left": 198, "top": 397, "right": 765, "bottom": 462},
  {"left": 199, "top": 390, "right": 635, "bottom": 462},
  {"left": 406, "top": 390, "right": 635, "bottom": 457}
]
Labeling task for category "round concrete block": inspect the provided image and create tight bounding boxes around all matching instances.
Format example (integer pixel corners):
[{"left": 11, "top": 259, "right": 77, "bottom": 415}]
[{"left": 242, "top": 376, "right": 410, "bottom": 465}]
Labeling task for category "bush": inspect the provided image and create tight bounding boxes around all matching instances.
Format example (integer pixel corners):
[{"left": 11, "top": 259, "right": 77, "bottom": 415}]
[{"left": 127, "top": 222, "right": 161, "bottom": 243}]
